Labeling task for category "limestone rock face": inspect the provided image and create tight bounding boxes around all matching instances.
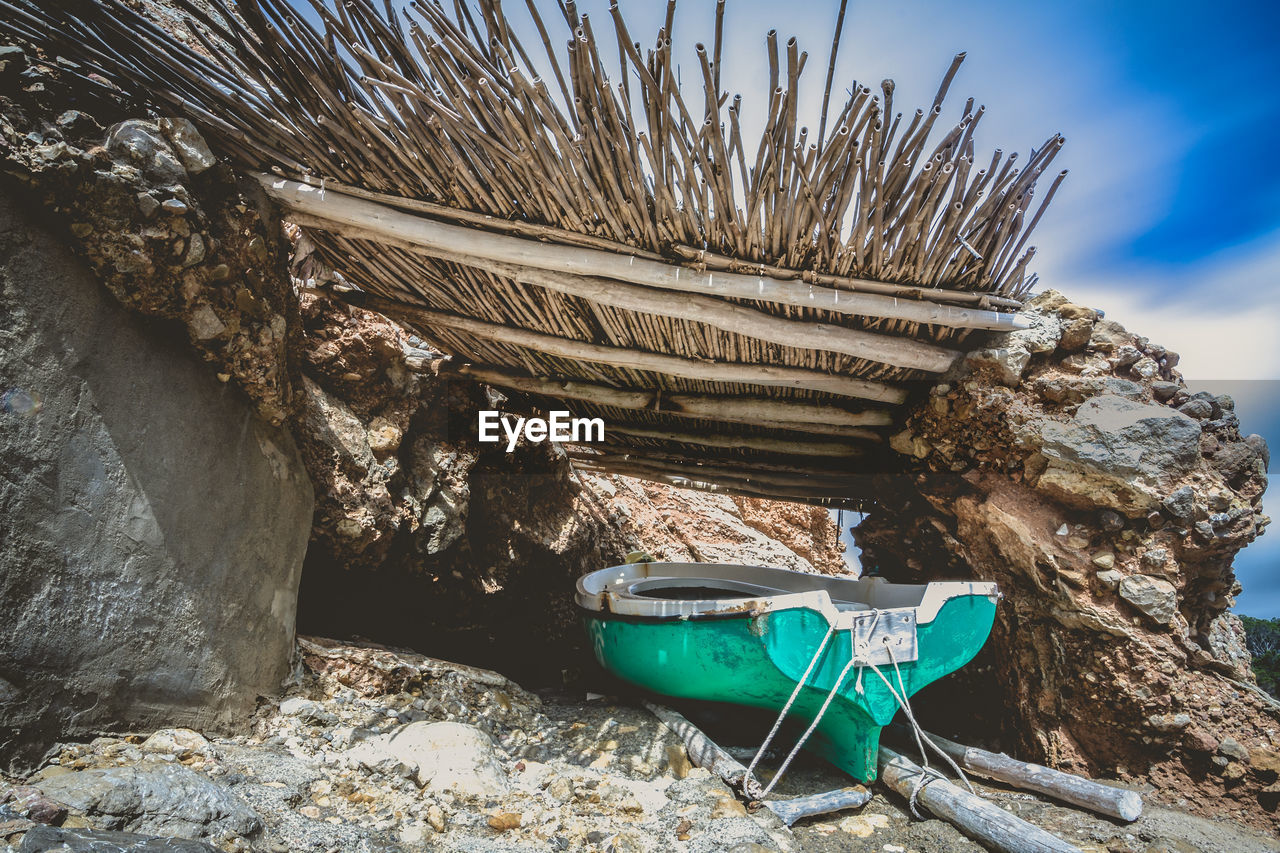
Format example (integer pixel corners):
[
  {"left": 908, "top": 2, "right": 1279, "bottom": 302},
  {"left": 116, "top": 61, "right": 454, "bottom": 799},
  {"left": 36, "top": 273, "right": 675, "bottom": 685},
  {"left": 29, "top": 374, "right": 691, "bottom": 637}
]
[
  {"left": 860, "top": 290, "right": 1274, "bottom": 828},
  {"left": 0, "top": 186, "right": 313, "bottom": 771},
  {"left": 1037, "top": 395, "right": 1202, "bottom": 515}
]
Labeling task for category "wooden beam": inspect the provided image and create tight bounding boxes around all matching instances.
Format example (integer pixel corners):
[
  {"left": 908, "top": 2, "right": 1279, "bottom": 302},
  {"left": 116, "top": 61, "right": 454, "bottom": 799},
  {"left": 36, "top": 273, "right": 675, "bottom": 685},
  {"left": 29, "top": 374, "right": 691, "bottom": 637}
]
[
  {"left": 878, "top": 747, "right": 1083, "bottom": 853},
  {"left": 360, "top": 294, "right": 904, "bottom": 401},
  {"left": 572, "top": 458, "right": 871, "bottom": 511},
  {"left": 570, "top": 452, "right": 874, "bottom": 498},
  {"left": 644, "top": 701, "right": 764, "bottom": 799},
  {"left": 604, "top": 424, "right": 870, "bottom": 457},
  {"left": 589, "top": 447, "right": 867, "bottom": 482},
  {"left": 447, "top": 362, "right": 905, "bottom": 419},
  {"left": 643, "top": 701, "right": 873, "bottom": 826},
  {"left": 288, "top": 209, "right": 959, "bottom": 373},
  {"left": 258, "top": 174, "right": 1023, "bottom": 334},
  {"left": 889, "top": 726, "right": 1142, "bottom": 822},
  {"left": 286, "top": 174, "right": 1021, "bottom": 311}
]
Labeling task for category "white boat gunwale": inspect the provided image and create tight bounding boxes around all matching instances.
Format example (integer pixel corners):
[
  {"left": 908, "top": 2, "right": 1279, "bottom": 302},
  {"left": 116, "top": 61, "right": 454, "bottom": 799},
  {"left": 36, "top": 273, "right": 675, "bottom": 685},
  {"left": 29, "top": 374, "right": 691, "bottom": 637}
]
[{"left": 576, "top": 561, "right": 998, "bottom": 630}]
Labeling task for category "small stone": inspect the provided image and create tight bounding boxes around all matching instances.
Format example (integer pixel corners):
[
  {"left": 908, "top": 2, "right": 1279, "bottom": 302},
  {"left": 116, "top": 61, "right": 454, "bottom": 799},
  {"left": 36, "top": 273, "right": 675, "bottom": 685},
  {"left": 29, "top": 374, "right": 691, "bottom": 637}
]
[
  {"left": 1162, "top": 486, "right": 1195, "bottom": 520},
  {"left": 488, "top": 812, "right": 521, "bottom": 831},
  {"left": 1184, "top": 729, "right": 1218, "bottom": 753},
  {"left": 1057, "top": 302, "right": 1097, "bottom": 321},
  {"left": 299, "top": 806, "right": 322, "bottom": 819},
  {"left": 426, "top": 804, "right": 446, "bottom": 832},
  {"left": 1058, "top": 317, "right": 1094, "bottom": 352},
  {"left": 1092, "top": 552, "right": 1115, "bottom": 569},
  {"left": 140, "top": 728, "right": 210, "bottom": 759},
  {"left": 1151, "top": 381, "right": 1180, "bottom": 402},
  {"left": 183, "top": 233, "right": 206, "bottom": 267},
  {"left": 1177, "top": 399, "right": 1213, "bottom": 420},
  {"left": 137, "top": 192, "right": 160, "bottom": 218},
  {"left": 1113, "top": 345, "right": 1143, "bottom": 369},
  {"left": 1118, "top": 575, "right": 1178, "bottom": 625},
  {"left": 666, "top": 745, "right": 693, "bottom": 779},
  {"left": 278, "top": 697, "right": 334, "bottom": 724},
  {"left": 69, "top": 222, "right": 92, "bottom": 238},
  {"left": 159, "top": 118, "right": 217, "bottom": 175},
  {"left": 1130, "top": 357, "right": 1161, "bottom": 379},
  {"left": 966, "top": 343, "right": 1031, "bottom": 387},
  {"left": 1249, "top": 747, "right": 1280, "bottom": 777},
  {"left": 1223, "top": 762, "right": 1246, "bottom": 781},
  {"left": 838, "top": 812, "right": 890, "bottom": 837},
  {"left": 546, "top": 775, "right": 573, "bottom": 802},
  {"left": 1219, "top": 737, "right": 1249, "bottom": 763},
  {"left": 7, "top": 786, "right": 68, "bottom": 825},
  {"left": 1099, "top": 510, "right": 1124, "bottom": 532},
  {"left": 367, "top": 416, "right": 403, "bottom": 458},
  {"left": 1140, "top": 549, "right": 1169, "bottom": 570},
  {"left": 710, "top": 798, "right": 747, "bottom": 819},
  {"left": 1088, "top": 319, "right": 1131, "bottom": 352},
  {"left": 1147, "top": 713, "right": 1191, "bottom": 733},
  {"left": 161, "top": 198, "right": 189, "bottom": 215},
  {"left": 399, "top": 824, "right": 429, "bottom": 844},
  {"left": 1096, "top": 570, "right": 1123, "bottom": 590}
]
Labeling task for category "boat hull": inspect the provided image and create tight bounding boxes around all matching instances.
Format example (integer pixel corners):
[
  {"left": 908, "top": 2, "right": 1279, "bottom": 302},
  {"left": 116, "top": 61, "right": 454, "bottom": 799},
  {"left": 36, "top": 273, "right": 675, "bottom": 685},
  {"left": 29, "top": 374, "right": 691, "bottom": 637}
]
[{"left": 584, "top": 593, "right": 997, "bottom": 783}]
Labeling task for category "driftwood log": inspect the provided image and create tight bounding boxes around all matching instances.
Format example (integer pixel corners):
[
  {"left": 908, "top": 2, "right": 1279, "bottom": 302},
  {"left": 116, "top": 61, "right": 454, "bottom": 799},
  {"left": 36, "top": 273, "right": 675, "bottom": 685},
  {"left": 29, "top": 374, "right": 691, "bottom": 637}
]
[
  {"left": 878, "top": 746, "right": 1083, "bottom": 853},
  {"left": 891, "top": 725, "right": 1142, "bottom": 822},
  {"left": 644, "top": 701, "right": 872, "bottom": 826}
]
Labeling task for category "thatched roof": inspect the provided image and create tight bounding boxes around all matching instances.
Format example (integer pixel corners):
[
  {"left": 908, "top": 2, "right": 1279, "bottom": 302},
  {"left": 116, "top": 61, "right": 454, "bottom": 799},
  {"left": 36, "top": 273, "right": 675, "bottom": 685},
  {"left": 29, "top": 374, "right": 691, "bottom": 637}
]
[{"left": 1, "top": 0, "right": 1066, "bottom": 507}]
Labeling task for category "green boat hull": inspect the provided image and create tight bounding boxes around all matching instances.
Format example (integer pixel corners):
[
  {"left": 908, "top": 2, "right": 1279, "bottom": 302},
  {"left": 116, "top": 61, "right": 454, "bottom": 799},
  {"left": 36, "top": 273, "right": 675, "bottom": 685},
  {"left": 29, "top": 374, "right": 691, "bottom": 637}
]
[{"left": 585, "top": 594, "right": 996, "bottom": 783}]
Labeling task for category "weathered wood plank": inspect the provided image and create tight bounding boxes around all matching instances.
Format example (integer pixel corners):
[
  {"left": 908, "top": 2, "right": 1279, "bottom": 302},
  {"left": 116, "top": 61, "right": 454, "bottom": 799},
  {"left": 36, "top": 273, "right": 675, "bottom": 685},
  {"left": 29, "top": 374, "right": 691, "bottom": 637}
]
[
  {"left": 892, "top": 726, "right": 1142, "bottom": 822},
  {"left": 878, "top": 746, "right": 1083, "bottom": 853}
]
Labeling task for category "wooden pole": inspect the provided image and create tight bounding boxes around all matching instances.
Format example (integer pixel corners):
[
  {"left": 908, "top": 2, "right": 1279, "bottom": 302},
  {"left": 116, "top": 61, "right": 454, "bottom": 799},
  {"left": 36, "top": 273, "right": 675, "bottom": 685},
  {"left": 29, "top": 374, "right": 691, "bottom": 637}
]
[
  {"left": 605, "top": 423, "right": 871, "bottom": 457},
  {"left": 890, "top": 727, "right": 1142, "bottom": 822},
  {"left": 877, "top": 747, "right": 1083, "bottom": 853},
  {"left": 448, "top": 363, "right": 900, "bottom": 424},
  {"left": 645, "top": 701, "right": 873, "bottom": 826},
  {"left": 358, "top": 294, "right": 904, "bottom": 402},
  {"left": 645, "top": 701, "right": 765, "bottom": 799},
  {"left": 256, "top": 173, "right": 1026, "bottom": 337},
  {"left": 295, "top": 208, "right": 957, "bottom": 372}
]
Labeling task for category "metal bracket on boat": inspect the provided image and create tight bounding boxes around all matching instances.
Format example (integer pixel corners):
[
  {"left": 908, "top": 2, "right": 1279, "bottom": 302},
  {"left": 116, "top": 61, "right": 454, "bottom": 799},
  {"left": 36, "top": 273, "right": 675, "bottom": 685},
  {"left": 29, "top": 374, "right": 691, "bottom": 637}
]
[{"left": 847, "top": 609, "right": 918, "bottom": 667}]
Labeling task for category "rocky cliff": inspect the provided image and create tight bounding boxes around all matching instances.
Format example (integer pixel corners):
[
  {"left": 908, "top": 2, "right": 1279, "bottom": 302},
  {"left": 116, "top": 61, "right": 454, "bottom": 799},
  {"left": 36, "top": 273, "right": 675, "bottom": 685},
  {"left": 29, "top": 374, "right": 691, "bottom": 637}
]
[{"left": 864, "top": 290, "right": 1278, "bottom": 825}]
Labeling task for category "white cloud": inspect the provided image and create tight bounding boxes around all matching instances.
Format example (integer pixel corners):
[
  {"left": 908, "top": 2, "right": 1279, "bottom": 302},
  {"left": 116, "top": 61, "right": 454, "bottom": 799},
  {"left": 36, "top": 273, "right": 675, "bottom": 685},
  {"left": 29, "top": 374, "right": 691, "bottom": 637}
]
[{"left": 1038, "top": 232, "right": 1280, "bottom": 380}]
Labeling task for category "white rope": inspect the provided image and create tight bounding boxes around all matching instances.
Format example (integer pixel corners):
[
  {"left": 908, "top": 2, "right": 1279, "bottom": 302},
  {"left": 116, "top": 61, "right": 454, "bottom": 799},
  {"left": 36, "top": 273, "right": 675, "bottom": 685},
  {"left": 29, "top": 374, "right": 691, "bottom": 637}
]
[
  {"left": 758, "top": 654, "right": 859, "bottom": 799},
  {"left": 745, "top": 611, "right": 976, "bottom": 810},
  {"left": 744, "top": 622, "right": 835, "bottom": 785},
  {"left": 860, "top": 638, "right": 976, "bottom": 817}
]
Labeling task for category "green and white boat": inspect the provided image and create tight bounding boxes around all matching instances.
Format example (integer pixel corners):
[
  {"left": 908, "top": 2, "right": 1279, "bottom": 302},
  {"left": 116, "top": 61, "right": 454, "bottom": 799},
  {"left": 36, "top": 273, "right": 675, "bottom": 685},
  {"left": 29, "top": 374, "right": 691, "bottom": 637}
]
[{"left": 577, "top": 561, "right": 998, "bottom": 783}]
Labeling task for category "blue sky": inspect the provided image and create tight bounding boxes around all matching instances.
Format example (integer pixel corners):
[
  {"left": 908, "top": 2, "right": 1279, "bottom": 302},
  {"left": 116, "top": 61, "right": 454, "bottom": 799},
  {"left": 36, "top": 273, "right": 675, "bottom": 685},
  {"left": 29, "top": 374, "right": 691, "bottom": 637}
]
[{"left": 291, "top": 1, "right": 1280, "bottom": 613}]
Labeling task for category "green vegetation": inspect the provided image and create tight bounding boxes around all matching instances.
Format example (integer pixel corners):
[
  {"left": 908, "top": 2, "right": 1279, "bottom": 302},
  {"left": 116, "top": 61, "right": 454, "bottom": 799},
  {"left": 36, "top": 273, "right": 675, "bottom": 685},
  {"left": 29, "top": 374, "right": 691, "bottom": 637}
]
[{"left": 1241, "top": 614, "right": 1280, "bottom": 697}]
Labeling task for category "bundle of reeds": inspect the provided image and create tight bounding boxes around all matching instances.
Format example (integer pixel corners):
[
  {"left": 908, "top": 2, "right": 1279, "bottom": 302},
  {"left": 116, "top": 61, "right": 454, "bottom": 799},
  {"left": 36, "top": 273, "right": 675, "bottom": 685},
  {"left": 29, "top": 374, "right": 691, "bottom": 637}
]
[{"left": 0, "top": 0, "right": 1066, "bottom": 504}]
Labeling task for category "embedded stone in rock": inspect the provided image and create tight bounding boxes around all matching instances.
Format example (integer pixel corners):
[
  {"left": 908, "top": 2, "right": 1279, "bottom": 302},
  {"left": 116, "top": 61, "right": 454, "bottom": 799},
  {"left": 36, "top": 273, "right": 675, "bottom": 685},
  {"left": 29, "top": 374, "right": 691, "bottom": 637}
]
[
  {"left": 1036, "top": 395, "right": 1202, "bottom": 515},
  {"left": 1118, "top": 574, "right": 1179, "bottom": 625},
  {"left": 104, "top": 119, "right": 187, "bottom": 184},
  {"left": 1088, "top": 318, "right": 1132, "bottom": 351},
  {"left": 1161, "top": 485, "right": 1196, "bottom": 520},
  {"left": 966, "top": 343, "right": 1031, "bottom": 387},
  {"left": 158, "top": 117, "right": 216, "bottom": 175},
  {"left": 139, "top": 729, "right": 211, "bottom": 760},
  {"left": 346, "top": 721, "right": 508, "bottom": 797},
  {"left": 18, "top": 826, "right": 221, "bottom": 853},
  {"left": 33, "top": 764, "right": 262, "bottom": 840}
]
